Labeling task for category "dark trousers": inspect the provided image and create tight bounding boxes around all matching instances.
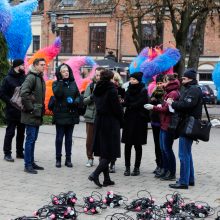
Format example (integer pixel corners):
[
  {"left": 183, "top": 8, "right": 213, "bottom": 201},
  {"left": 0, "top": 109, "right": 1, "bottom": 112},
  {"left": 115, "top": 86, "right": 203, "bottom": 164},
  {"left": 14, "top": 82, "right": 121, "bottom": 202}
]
[
  {"left": 24, "top": 125, "right": 39, "bottom": 168},
  {"left": 3, "top": 121, "right": 25, "bottom": 156},
  {"left": 124, "top": 144, "right": 142, "bottom": 168},
  {"left": 55, "top": 124, "right": 74, "bottom": 159},
  {"left": 152, "top": 125, "right": 163, "bottom": 168},
  {"left": 93, "top": 158, "right": 111, "bottom": 181},
  {"left": 86, "top": 123, "right": 94, "bottom": 160},
  {"left": 159, "top": 129, "right": 176, "bottom": 175}
]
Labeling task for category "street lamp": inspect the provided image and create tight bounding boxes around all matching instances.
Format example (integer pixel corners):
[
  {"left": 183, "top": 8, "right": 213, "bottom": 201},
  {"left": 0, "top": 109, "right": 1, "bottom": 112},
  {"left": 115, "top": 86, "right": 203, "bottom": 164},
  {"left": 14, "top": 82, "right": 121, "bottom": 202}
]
[{"left": 50, "top": 13, "right": 70, "bottom": 68}]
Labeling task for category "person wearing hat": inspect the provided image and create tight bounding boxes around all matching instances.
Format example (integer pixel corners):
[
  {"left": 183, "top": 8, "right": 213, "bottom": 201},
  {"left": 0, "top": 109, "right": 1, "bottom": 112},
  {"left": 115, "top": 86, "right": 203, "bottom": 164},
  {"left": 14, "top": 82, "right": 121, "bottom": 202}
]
[
  {"left": 0, "top": 59, "right": 26, "bottom": 162},
  {"left": 121, "top": 72, "right": 149, "bottom": 176},
  {"left": 166, "top": 68, "right": 203, "bottom": 189},
  {"left": 149, "top": 74, "right": 165, "bottom": 175}
]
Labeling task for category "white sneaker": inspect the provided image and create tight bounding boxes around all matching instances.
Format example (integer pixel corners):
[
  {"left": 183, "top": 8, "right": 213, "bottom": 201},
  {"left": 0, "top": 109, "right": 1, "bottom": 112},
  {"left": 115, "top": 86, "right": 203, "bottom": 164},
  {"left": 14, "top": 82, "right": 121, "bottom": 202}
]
[{"left": 86, "top": 159, "right": 93, "bottom": 167}]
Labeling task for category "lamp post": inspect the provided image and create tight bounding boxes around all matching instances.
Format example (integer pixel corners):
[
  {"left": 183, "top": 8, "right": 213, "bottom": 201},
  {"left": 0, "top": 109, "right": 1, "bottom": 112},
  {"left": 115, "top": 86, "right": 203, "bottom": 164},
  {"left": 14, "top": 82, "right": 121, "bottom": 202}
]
[{"left": 50, "top": 13, "right": 70, "bottom": 69}]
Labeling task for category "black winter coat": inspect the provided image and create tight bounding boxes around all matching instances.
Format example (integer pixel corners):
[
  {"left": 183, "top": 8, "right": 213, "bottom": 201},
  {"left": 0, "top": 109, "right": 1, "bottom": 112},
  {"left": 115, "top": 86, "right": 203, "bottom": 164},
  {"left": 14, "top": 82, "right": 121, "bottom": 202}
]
[
  {"left": 0, "top": 69, "right": 25, "bottom": 122},
  {"left": 172, "top": 80, "right": 203, "bottom": 136},
  {"left": 172, "top": 80, "right": 202, "bottom": 119},
  {"left": 52, "top": 64, "right": 80, "bottom": 125},
  {"left": 92, "top": 80, "right": 124, "bottom": 159},
  {"left": 122, "top": 83, "right": 149, "bottom": 145}
]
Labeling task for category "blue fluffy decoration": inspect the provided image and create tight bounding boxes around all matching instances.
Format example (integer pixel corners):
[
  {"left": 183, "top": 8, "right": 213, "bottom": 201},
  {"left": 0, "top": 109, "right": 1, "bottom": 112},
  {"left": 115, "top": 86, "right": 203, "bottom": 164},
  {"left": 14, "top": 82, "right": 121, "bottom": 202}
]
[
  {"left": 212, "top": 62, "right": 220, "bottom": 101},
  {"left": 129, "top": 48, "right": 149, "bottom": 74},
  {"left": 140, "top": 48, "right": 181, "bottom": 81},
  {"left": 0, "top": 0, "right": 12, "bottom": 33},
  {"left": 212, "top": 62, "right": 220, "bottom": 87},
  {"left": 85, "top": 56, "right": 97, "bottom": 67},
  {"left": 4, "top": 0, "right": 38, "bottom": 59}
]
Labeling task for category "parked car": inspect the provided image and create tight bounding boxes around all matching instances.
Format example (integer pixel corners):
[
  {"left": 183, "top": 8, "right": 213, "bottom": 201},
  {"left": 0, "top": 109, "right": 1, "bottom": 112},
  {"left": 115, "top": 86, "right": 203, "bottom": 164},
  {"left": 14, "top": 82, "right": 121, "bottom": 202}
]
[
  {"left": 199, "top": 84, "right": 216, "bottom": 104},
  {"left": 199, "top": 81, "right": 217, "bottom": 96}
]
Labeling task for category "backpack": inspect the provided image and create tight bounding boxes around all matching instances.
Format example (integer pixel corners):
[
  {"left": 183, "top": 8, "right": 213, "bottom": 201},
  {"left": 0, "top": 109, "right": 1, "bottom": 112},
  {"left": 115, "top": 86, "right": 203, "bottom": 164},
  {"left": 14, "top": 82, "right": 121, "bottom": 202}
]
[
  {"left": 10, "top": 86, "right": 24, "bottom": 111},
  {"left": 10, "top": 75, "right": 37, "bottom": 111}
]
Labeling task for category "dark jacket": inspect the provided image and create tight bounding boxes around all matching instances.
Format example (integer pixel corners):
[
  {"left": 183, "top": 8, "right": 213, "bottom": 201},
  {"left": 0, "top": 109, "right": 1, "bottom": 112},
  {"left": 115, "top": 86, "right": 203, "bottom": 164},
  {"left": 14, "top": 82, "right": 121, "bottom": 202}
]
[
  {"left": 153, "top": 79, "right": 180, "bottom": 131},
  {"left": 52, "top": 64, "right": 80, "bottom": 125},
  {"left": 20, "top": 66, "right": 45, "bottom": 126},
  {"left": 121, "top": 83, "right": 149, "bottom": 145},
  {"left": 0, "top": 68, "right": 25, "bottom": 122},
  {"left": 92, "top": 80, "right": 124, "bottom": 159},
  {"left": 150, "top": 86, "right": 164, "bottom": 126},
  {"left": 172, "top": 80, "right": 203, "bottom": 119}
]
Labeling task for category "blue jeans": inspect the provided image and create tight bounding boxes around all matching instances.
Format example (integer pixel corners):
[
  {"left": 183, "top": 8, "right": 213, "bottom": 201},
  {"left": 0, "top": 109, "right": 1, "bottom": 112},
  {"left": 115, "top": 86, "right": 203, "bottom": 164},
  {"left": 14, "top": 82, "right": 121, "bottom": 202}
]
[
  {"left": 160, "top": 129, "right": 176, "bottom": 175},
  {"left": 178, "top": 136, "right": 194, "bottom": 185},
  {"left": 55, "top": 125, "right": 74, "bottom": 158},
  {"left": 24, "top": 125, "right": 39, "bottom": 168}
]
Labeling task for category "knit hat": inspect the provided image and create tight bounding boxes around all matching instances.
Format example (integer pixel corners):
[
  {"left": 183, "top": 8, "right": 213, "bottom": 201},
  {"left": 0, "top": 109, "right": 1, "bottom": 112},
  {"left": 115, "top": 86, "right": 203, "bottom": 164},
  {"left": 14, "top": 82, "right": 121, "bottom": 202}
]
[
  {"left": 12, "top": 59, "right": 24, "bottom": 68},
  {"left": 156, "top": 74, "right": 164, "bottom": 83},
  {"left": 130, "top": 72, "right": 143, "bottom": 82},
  {"left": 183, "top": 68, "right": 197, "bottom": 80}
]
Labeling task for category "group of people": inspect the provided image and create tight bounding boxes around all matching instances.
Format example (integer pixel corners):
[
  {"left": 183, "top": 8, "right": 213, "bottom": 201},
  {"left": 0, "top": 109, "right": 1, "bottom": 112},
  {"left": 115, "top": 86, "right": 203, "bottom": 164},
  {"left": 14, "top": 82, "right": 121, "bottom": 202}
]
[{"left": 0, "top": 58, "right": 203, "bottom": 190}]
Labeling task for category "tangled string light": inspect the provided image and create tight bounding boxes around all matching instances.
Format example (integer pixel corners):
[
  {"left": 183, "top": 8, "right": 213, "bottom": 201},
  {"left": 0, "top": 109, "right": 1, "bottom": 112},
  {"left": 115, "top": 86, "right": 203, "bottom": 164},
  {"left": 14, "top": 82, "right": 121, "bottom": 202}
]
[{"left": 12, "top": 190, "right": 218, "bottom": 220}]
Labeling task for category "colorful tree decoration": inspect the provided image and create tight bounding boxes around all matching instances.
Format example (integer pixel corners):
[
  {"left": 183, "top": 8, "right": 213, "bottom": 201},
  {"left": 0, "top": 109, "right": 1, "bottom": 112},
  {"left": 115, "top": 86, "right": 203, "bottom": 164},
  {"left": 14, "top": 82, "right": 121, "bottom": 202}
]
[
  {"left": 140, "top": 47, "right": 180, "bottom": 82},
  {"left": 0, "top": 0, "right": 12, "bottom": 34},
  {"left": 2, "top": 0, "right": 38, "bottom": 59},
  {"left": 65, "top": 56, "right": 98, "bottom": 92},
  {"left": 45, "top": 80, "right": 54, "bottom": 116},
  {"left": 129, "top": 47, "right": 149, "bottom": 74},
  {"left": 28, "top": 37, "right": 61, "bottom": 66},
  {"left": 212, "top": 62, "right": 220, "bottom": 102}
]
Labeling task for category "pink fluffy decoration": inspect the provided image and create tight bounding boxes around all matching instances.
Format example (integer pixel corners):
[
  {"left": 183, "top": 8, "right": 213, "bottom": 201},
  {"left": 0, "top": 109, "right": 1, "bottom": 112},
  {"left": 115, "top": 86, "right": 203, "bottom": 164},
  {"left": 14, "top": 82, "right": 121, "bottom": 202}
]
[{"left": 65, "top": 56, "right": 98, "bottom": 92}]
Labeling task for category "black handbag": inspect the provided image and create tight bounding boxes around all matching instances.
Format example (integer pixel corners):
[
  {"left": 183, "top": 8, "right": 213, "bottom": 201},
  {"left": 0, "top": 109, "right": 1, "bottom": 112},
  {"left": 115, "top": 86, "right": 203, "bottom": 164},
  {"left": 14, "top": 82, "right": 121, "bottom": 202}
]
[{"left": 183, "top": 100, "right": 211, "bottom": 142}]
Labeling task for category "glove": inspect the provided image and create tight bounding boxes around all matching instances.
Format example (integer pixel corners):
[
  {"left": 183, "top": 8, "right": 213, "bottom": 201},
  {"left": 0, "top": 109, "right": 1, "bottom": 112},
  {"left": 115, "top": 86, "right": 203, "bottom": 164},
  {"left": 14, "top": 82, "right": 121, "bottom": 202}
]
[
  {"left": 144, "top": 104, "right": 154, "bottom": 110},
  {"left": 66, "top": 97, "right": 74, "bottom": 104}
]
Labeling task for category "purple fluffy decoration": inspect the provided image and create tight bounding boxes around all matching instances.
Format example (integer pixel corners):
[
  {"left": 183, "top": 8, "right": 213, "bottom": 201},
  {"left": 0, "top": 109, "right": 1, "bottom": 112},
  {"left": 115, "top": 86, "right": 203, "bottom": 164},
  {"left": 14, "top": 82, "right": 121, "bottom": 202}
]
[
  {"left": 140, "top": 48, "right": 181, "bottom": 81},
  {"left": 54, "top": 37, "right": 62, "bottom": 47},
  {"left": 0, "top": 0, "right": 12, "bottom": 33}
]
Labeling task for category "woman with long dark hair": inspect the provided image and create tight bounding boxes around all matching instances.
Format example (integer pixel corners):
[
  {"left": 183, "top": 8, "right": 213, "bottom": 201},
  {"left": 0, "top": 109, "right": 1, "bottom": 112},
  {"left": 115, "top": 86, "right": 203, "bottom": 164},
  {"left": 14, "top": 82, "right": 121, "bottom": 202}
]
[{"left": 88, "top": 70, "right": 124, "bottom": 187}]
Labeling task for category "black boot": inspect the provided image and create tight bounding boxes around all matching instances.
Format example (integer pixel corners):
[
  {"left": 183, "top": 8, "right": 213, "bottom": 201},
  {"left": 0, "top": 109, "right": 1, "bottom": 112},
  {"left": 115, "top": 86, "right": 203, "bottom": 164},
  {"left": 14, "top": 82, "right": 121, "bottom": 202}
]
[
  {"left": 124, "top": 167, "right": 130, "bottom": 176},
  {"left": 103, "top": 166, "right": 115, "bottom": 187},
  {"left": 88, "top": 173, "right": 102, "bottom": 187},
  {"left": 65, "top": 157, "right": 73, "bottom": 168},
  {"left": 56, "top": 157, "right": 61, "bottom": 168},
  {"left": 131, "top": 167, "right": 140, "bottom": 176}
]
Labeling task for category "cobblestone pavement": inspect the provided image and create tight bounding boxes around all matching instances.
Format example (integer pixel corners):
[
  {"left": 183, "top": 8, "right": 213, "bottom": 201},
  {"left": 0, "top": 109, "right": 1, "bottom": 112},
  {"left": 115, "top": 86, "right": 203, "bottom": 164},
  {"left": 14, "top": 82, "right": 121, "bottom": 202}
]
[{"left": 0, "top": 121, "right": 220, "bottom": 219}]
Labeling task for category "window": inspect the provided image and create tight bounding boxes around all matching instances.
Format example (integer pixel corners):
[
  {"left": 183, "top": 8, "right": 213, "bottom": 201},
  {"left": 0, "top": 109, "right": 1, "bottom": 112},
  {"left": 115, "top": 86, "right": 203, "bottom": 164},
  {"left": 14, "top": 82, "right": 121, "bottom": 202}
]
[
  {"left": 89, "top": 26, "right": 106, "bottom": 55},
  {"left": 32, "top": 35, "right": 40, "bottom": 53},
  {"left": 142, "top": 23, "right": 157, "bottom": 48},
  {"left": 62, "top": 0, "right": 75, "bottom": 6},
  {"left": 60, "top": 27, "right": 73, "bottom": 54}
]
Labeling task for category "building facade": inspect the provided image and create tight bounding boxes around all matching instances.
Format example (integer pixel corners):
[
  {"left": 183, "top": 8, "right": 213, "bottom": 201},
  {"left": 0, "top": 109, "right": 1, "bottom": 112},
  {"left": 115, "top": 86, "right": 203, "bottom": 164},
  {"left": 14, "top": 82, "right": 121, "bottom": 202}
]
[{"left": 10, "top": 0, "right": 220, "bottom": 79}]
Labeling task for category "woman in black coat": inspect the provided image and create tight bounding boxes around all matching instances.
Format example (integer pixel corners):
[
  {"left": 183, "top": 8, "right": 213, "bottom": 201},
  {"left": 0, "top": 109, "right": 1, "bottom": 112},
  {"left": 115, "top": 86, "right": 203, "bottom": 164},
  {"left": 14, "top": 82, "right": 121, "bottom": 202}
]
[
  {"left": 52, "top": 64, "right": 80, "bottom": 168},
  {"left": 122, "top": 72, "right": 149, "bottom": 176},
  {"left": 88, "top": 70, "right": 124, "bottom": 187}
]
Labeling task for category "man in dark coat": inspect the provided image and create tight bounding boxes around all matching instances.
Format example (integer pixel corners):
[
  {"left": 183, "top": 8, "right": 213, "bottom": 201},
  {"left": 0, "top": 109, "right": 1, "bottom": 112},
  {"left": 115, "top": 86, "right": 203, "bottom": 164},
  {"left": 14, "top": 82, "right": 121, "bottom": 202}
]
[
  {"left": 0, "top": 59, "right": 26, "bottom": 162},
  {"left": 20, "top": 58, "right": 46, "bottom": 174},
  {"left": 88, "top": 70, "right": 124, "bottom": 188},
  {"left": 167, "top": 68, "right": 202, "bottom": 189}
]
